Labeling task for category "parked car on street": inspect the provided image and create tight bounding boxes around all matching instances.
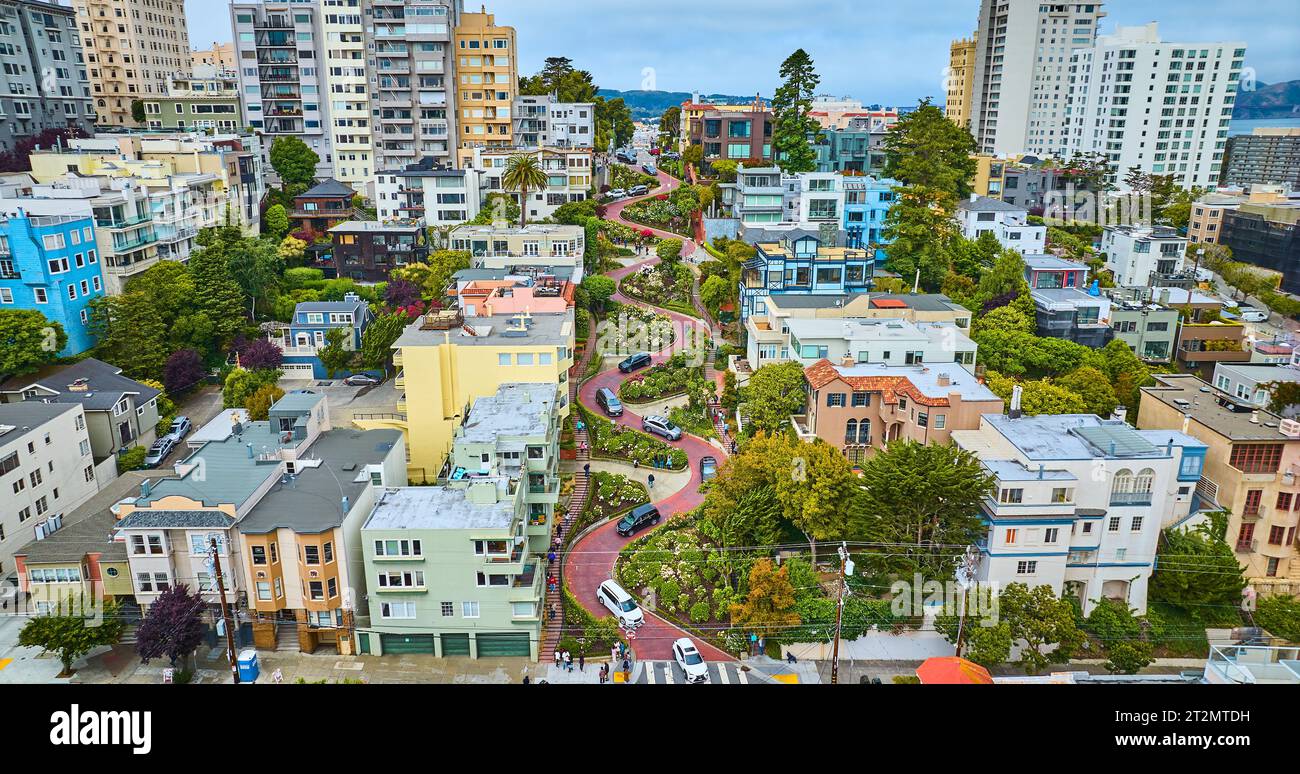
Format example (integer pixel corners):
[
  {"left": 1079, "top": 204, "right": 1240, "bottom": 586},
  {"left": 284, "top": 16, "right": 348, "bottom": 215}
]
[
  {"left": 673, "top": 638, "right": 709, "bottom": 683},
  {"left": 344, "top": 373, "right": 382, "bottom": 386},
  {"left": 166, "top": 416, "right": 192, "bottom": 442},
  {"left": 618, "top": 352, "right": 652, "bottom": 373},
  {"left": 1239, "top": 307, "right": 1269, "bottom": 323},
  {"left": 607, "top": 188, "right": 627, "bottom": 199},
  {"left": 642, "top": 163, "right": 657, "bottom": 175},
  {"left": 642, "top": 415, "right": 683, "bottom": 441},
  {"left": 143, "top": 437, "right": 177, "bottom": 469},
  {"left": 615, "top": 503, "right": 661, "bottom": 537}
]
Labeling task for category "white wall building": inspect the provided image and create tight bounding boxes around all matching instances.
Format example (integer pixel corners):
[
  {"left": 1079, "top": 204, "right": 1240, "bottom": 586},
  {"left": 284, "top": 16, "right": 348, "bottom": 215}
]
[
  {"left": 956, "top": 194, "right": 1047, "bottom": 254},
  {"left": 1101, "top": 224, "right": 1189, "bottom": 287},
  {"left": 952, "top": 411, "right": 1207, "bottom": 615},
  {"left": 0, "top": 403, "right": 101, "bottom": 582},
  {"left": 1064, "top": 23, "right": 1246, "bottom": 190},
  {"left": 464, "top": 146, "right": 592, "bottom": 223},
  {"left": 967, "top": 0, "right": 1107, "bottom": 158},
  {"left": 783, "top": 317, "right": 977, "bottom": 371},
  {"left": 374, "top": 164, "right": 484, "bottom": 227},
  {"left": 513, "top": 95, "right": 595, "bottom": 148},
  {"left": 322, "top": 6, "right": 372, "bottom": 191}
]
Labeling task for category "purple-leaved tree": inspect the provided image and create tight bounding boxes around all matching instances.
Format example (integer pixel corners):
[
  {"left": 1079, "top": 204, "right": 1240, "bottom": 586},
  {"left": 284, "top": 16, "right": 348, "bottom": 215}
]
[
  {"left": 163, "top": 348, "right": 206, "bottom": 395},
  {"left": 239, "top": 338, "right": 284, "bottom": 371},
  {"left": 136, "top": 583, "right": 208, "bottom": 668},
  {"left": 384, "top": 278, "right": 422, "bottom": 309}
]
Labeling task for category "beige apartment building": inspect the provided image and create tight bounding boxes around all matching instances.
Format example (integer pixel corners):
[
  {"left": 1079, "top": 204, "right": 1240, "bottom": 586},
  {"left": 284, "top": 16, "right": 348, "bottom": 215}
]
[
  {"left": 453, "top": 10, "right": 517, "bottom": 151},
  {"left": 945, "top": 38, "right": 976, "bottom": 130},
  {"left": 794, "top": 358, "right": 1003, "bottom": 464},
  {"left": 191, "top": 41, "right": 235, "bottom": 70},
  {"left": 1139, "top": 373, "right": 1300, "bottom": 596},
  {"left": 72, "top": 0, "right": 191, "bottom": 127},
  {"left": 1188, "top": 188, "right": 1288, "bottom": 245}
]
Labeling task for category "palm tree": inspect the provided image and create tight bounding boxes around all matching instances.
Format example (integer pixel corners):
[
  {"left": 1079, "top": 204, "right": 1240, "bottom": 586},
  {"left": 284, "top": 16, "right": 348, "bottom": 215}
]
[{"left": 501, "top": 153, "right": 548, "bottom": 227}]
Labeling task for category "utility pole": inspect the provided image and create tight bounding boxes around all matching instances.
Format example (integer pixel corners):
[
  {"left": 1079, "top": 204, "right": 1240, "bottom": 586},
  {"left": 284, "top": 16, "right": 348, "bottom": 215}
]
[
  {"left": 954, "top": 546, "right": 979, "bottom": 657},
  {"left": 830, "top": 542, "right": 853, "bottom": 685},
  {"left": 211, "top": 536, "right": 240, "bottom": 685}
]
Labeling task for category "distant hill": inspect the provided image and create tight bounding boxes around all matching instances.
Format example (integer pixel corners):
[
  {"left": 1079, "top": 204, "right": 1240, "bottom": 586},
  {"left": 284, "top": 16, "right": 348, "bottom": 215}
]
[
  {"left": 1232, "top": 79, "right": 1300, "bottom": 119},
  {"left": 597, "top": 89, "right": 767, "bottom": 121}
]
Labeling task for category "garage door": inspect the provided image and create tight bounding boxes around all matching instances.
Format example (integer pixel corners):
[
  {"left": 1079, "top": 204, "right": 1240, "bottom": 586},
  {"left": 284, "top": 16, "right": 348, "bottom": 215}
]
[
  {"left": 475, "top": 632, "right": 531, "bottom": 657},
  {"left": 380, "top": 634, "right": 435, "bottom": 655},
  {"left": 281, "top": 363, "right": 316, "bottom": 379},
  {"left": 440, "top": 633, "right": 471, "bottom": 656}
]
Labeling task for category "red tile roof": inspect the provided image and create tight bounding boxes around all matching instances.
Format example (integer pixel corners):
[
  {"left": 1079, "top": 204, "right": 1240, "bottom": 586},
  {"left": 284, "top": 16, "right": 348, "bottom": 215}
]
[{"left": 803, "top": 359, "right": 952, "bottom": 408}]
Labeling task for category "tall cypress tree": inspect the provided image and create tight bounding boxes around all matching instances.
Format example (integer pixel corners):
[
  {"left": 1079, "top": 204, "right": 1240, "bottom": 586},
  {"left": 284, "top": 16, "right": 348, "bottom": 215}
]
[
  {"left": 187, "top": 240, "right": 246, "bottom": 347},
  {"left": 771, "top": 49, "right": 821, "bottom": 173}
]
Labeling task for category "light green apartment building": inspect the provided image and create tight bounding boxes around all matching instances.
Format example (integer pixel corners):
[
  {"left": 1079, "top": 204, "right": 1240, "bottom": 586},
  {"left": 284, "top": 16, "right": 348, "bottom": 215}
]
[{"left": 357, "top": 383, "right": 559, "bottom": 660}]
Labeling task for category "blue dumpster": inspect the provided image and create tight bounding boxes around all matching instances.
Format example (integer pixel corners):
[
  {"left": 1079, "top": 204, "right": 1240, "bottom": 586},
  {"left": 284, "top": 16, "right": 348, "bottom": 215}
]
[{"left": 237, "top": 649, "right": 260, "bottom": 683}]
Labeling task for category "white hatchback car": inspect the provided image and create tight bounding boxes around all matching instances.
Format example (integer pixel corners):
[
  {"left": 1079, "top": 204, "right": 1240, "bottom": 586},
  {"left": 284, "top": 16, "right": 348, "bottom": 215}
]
[{"left": 672, "top": 638, "right": 709, "bottom": 683}]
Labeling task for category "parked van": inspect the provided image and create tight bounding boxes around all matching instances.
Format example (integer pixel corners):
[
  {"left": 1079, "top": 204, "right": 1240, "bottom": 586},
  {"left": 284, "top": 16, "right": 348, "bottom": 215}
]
[
  {"left": 596, "top": 387, "right": 624, "bottom": 417},
  {"left": 597, "top": 579, "right": 644, "bottom": 629}
]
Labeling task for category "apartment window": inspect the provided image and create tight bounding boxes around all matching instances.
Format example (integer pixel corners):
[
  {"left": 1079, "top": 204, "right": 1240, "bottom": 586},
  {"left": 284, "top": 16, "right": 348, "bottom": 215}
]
[
  {"left": 251, "top": 546, "right": 267, "bottom": 565},
  {"left": 851, "top": 392, "right": 870, "bottom": 407},
  {"left": 323, "top": 542, "right": 334, "bottom": 563},
  {"left": 1229, "top": 443, "right": 1282, "bottom": 473},
  {"left": 1131, "top": 516, "right": 1144, "bottom": 532},
  {"left": 826, "top": 393, "right": 846, "bottom": 408},
  {"left": 1268, "top": 525, "right": 1286, "bottom": 546},
  {"left": 1108, "top": 516, "right": 1122, "bottom": 532},
  {"left": 999, "top": 488, "right": 1023, "bottom": 504},
  {"left": 1016, "top": 561, "right": 1037, "bottom": 575},
  {"left": 328, "top": 578, "right": 338, "bottom": 598},
  {"left": 1005, "top": 528, "right": 1018, "bottom": 544},
  {"left": 380, "top": 601, "right": 416, "bottom": 619},
  {"left": 256, "top": 581, "right": 271, "bottom": 601},
  {"left": 1044, "top": 528, "right": 1059, "bottom": 543},
  {"left": 1277, "top": 492, "right": 1293, "bottom": 511},
  {"left": 270, "top": 543, "right": 278, "bottom": 563},
  {"left": 378, "top": 570, "right": 425, "bottom": 588},
  {"left": 441, "top": 602, "right": 455, "bottom": 617},
  {"left": 375, "top": 539, "right": 422, "bottom": 557},
  {"left": 303, "top": 545, "right": 321, "bottom": 565},
  {"left": 461, "top": 601, "right": 480, "bottom": 618},
  {"left": 308, "top": 581, "right": 324, "bottom": 600},
  {"left": 1051, "top": 488, "right": 1072, "bottom": 504}
]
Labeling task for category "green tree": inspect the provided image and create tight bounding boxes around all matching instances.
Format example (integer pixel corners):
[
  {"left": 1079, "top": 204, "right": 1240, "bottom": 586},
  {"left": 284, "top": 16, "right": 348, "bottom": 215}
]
[
  {"left": 268, "top": 135, "right": 320, "bottom": 190},
  {"left": 739, "top": 361, "right": 806, "bottom": 436},
  {"left": 357, "top": 312, "right": 407, "bottom": 371},
  {"left": 580, "top": 275, "right": 616, "bottom": 313},
  {"left": 226, "top": 236, "right": 284, "bottom": 318},
  {"left": 1149, "top": 516, "right": 1247, "bottom": 610},
  {"left": 317, "top": 327, "right": 353, "bottom": 377},
  {"left": 984, "top": 372, "right": 1087, "bottom": 415},
  {"left": 1056, "top": 366, "right": 1119, "bottom": 416},
  {"left": 881, "top": 185, "right": 958, "bottom": 291},
  {"left": 87, "top": 293, "right": 169, "bottom": 380},
  {"left": 501, "top": 153, "right": 548, "bottom": 227},
  {"left": 728, "top": 558, "right": 800, "bottom": 634},
  {"left": 852, "top": 441, "right": 993, "bottom": 579},
  {"left": 1254, "top": 595, "right": 1300, "bottom": 643},
  {"left": 659, "top": 105, "right": 681, "bottom": 147},
  {"left": 470, "top": 191, "right": 522, "bottom": 226},
  {"left": 1105, "top": 641, "right": 1155, "bottom": 675},
  {"left": 999, "top": 582, "right": 1085, "bottom": 674},
  {"left": 390, "top": 249, "right": 471, "bottom": 302},
  {"left": 263, "top": 204, "right": 290, "bottom": 239},
  {"left": 18, "top": 599, "right": 125, "bottom": 676},
  {"left": 130, "top": 99, "right": 146, "bottom": 124},
  {"left": 935, "top": 614, "right": 1013, "bottom": 668},
  {"left": 700, "top": 274, "right": 730, "bottom": 315},
  {"left": 221, "top": 367, "right": 280, "bottom": 409},
  {"left": 0, "top": 309, "right": 66, "bottom": 377},
  {"left": 1263, "top": 380, "right": 1300, "bottom": 415},
  {"left": 596, "top": 96, "right": 636, "bottom": 149},
  {"left": 884, "top": 98, "right": 978, "bottom": 196},
  {"left": 1098, "top": 338, "right": 1151, "bottom": 412},
  {"left": 656, "top": 237, "right": 683, "bottom": 267},
  {"left": 770, "top": 49, "right": 821, "bottom": 173},
  {"left": 244, "top": 383, "right": 285, "bottom": 421},
  {"left": 774, "top": 438, "right": 858, "bottom": 562},
  {"left": 518, "top": 57, "right": 597, "bottom": 102},
  {"left": 187, "top": 238, "right": 248, "bottom": 345}
]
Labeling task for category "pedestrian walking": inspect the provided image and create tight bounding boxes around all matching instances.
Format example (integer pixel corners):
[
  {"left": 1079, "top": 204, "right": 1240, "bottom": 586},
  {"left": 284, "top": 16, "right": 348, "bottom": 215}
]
[
  {"left": 554, "top": 649, "right": 561, "bottom": 668},
  {"left": 523, "top": 674, "right": 531, "bottom": 685},
  {"left": 622, "top": 657, "right": 630, "bottom": 674},
  {"left": 548, "top": 603, "right": 557, "bottom": 621},
  {"left": 647, "top": 473, "right": 655, "bottom": 490},
  {"left": 547, "top": 549, "right": 556, "bottom": 565},
  {"left": 599, "top": 666, "right": 607, "bottom": 684},
  {"left": 611, "top": 646, "right": 619, "bottom": 664},
  {"left": 583, "top": 462, "right": 591, "bottom": 478},
  {"left": 564, "top": 651, "right": 573, "bottom": 672},
  {"left": 750, "top": 632, "right": 758, "bottom": 656},
  {"left": 578, "top": 654, "right": 585, "bottom": 672},
  {"left": 618, "top": 641, "right": 626, "bottom": 660},
  {"left": 632, "top": 458, "right": 639, "bottom": 469}
]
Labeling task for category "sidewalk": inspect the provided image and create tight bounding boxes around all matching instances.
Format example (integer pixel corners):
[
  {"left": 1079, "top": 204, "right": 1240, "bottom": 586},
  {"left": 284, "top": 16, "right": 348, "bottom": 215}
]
[{"left": 569, "top": 458, "right": 693, "bottom": 504}]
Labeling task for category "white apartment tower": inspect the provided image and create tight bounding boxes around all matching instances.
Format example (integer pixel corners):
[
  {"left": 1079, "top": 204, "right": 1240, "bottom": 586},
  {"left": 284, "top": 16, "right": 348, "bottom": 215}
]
[
  {"left": 230, "top": 2, "right": 335, "bottom": 183},
  {"left": 967, "top": 0, "right": 1107, "bottom": 158},
  {"left": 363, "top": 0, "right": 461, "bottom": 172},
  {"left": 321, "top": 1, "right": 371, "bottom": 191},
  {"left": 1064, "top": 23, "right": 1245, "bottom": 190}
]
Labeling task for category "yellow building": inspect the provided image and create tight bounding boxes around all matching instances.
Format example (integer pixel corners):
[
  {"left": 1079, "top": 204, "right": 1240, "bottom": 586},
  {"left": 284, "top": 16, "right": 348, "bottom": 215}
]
[
  {"left": 14, "top": 511, "right": 135, "bottom": 614},
  {"left": 358, "top": 308, "right": 575, "bottom": 480},
  {"left": 454, "top": 10, "right": 518, "bottom": 151},
  {"left": 970, "top": 153, "right": 1021, "bottom": 198},
  {"left": 946, "top": 38, "right": 976, "bottom": 130},
  {"left": 74, "top": 0, "right": 191, "bottom": 127},
  {"left": 191, "top": 42, "right": 236, "bottom": 71}
]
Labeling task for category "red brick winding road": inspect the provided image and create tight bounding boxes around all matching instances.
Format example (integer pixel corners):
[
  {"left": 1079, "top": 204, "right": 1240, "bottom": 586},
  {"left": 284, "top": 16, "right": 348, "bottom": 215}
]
[{"left": 564, "top": 160, "right": 733, "bottom": 661}]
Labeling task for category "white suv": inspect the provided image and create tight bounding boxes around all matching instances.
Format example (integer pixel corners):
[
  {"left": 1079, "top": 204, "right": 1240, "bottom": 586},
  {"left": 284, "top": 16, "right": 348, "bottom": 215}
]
[{"left": 672, "top": 638, "right": 709, "bottom": 683}]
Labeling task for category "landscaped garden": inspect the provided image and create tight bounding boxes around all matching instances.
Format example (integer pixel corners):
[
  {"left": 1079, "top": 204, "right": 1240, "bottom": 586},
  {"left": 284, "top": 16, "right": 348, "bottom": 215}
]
[
  {"left": 608, "top": 164, "right": 660, "bottom": 193},
  {"left": 619, "top": 262, "right": 694, "bottom": 313},
  {"left": 587, "top": 471, "right": 649, "bottom": 522},
  {"left": 578, "top": 405, "right": 688, "bottom": 469},
  {"left": 594, "top": 301, "right": 676, "bottom": 354},
  {"left": 618, "top": 351, "right": 702, "bottom": 403}
]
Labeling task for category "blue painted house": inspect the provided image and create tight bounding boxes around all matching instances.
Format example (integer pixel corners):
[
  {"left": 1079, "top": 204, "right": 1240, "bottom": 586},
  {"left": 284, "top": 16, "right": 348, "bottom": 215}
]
[
  {"left": 0, "top": 212, "right": 105, "bottom": 356},
  {"left": 841, "top": 176, "right": 898, "bottom": 259},
  {"left": 738, "top": 230, "right": 874, "bottom": 322},
  {"left": 267, "top": 293, "right": 374, "bottom": 379}
]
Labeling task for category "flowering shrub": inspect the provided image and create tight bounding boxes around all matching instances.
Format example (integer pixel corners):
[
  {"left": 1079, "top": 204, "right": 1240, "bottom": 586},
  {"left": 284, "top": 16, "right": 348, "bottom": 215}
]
[
  {"left": 616, "top": 518, "right": 730, "bottom": 621},
  {"left": 620, "top": 262, "right": 692, "bottom": 307},
  {"left": 619, "top": 352, "right": 700, "bottom": 403},
  {"left": 595, "top": 304, "right": 676, "bottom": 354},
  {"left": 589, "top": 471, "right": 649, "bottom": 520},
  {"left": 581, "top": 407, "right": 687, "bottom": 469}
]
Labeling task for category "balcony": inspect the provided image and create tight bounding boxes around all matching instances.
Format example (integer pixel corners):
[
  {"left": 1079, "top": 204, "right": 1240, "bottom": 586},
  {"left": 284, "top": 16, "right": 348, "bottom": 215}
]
[
  {"left": 392, "top": 351, "right": 403, "bottom": 367},
  {"left": 395, "top": 394, "right": 407, "bottom": 413},
  {"left": 393, "top": 371, "right": 405, "bottom": 389},
  {"left": 96, "top": 213, "right": 152, "bottom": 229},
  {"left": 1204, "top": 645, "right": 1300, "bottom": 685},
  {"left": 527, "top": 479, "right": 559, "bottom": 504},
  {"left": 526, "top": 455, "right": 551, "bottom": 474},
  {"left": 1109, "top": 491, "right": 1153, "bottom": 507},
  {"left": 1240, "top": 505, "right": 1265, "bottom": 522},
  {"left": 1235, "top": 538, "right": 1257, "bottom": 553},
  {"left": 790, "top": 414, "right": 817, "bottom": 442},
  {"left": 111, "top": 233, "right": 157, "bottom": 252}
]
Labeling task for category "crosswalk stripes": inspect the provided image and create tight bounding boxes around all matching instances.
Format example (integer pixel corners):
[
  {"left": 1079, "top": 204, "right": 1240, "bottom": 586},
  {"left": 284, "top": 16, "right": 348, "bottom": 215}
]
[{"left": 715, "top": 664, "right": 729, "bottom": 684}]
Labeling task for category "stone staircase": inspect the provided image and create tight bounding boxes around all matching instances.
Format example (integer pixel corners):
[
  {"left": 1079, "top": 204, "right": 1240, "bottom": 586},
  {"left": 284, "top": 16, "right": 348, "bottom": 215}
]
[{"left": 703, "top": 347, "right": 734, "bottom": 454}]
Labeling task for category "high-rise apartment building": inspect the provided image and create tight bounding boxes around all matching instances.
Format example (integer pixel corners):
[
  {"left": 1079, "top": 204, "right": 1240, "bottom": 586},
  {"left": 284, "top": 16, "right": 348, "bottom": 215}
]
[
  {"left": 453, "top": 9, "right": 516, "bottom": 151},
  {"left": 1064, "top": 23, "right": 1244, "bottom": 190},
  {"left": 71, "top": 0, "right": 190, "bottom": 127},
  {"left": 0, "top": 1, "right": 96, "bottom": 152},
  {"left": 364, "top": 0, "right": 460, "bottom": 172},
  {"left": 230, "top": 2, "right": 334, "bottom": 183},
  {"left": 1221, "top": 128, "right": 1300, "bottom": 189},
  {"left": 321, "top": 1, "right": 370, "bottom": 190},
  {"left": 945, "top": 37, "right": 976, "bottom": 130},
  {"left": 965, "top": 0, "right": 1106, "bottom": 158}
]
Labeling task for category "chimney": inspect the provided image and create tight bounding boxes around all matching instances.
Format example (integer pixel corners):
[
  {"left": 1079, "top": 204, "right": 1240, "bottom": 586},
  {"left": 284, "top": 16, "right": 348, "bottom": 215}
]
[
  {"left": 1250, "top": 410, "right": 1260, "bottom": 424},
  {"left": 970, "top": 193, "right": 978, "bottom": 203},
  {"left": 840, "top": 355, "right": 855, "bottom": 367},
  {"left": 937, "top": 373, "right": 951, "bottom": 387},
  {"left": 1112, "top": 406, "right": 1128, "bottom": 423},
  {"left": 1009, "top": 385, "right": 1023, "bottom": 419},
  {"left": 139, "top": 479, "right": 151, "bottom": 499},
  {"left": 1182, "top": 413, "right": 1191, "bottom": 434}
]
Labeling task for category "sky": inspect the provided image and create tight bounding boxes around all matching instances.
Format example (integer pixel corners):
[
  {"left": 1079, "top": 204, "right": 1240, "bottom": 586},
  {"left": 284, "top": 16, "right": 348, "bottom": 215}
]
[{"left": 182, "top": 0, "right": 1300, "bottom": 105}]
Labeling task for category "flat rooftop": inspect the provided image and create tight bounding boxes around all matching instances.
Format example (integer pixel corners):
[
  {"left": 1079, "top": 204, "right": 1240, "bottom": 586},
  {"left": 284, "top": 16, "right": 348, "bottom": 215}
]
[
  {"left": 329, "top": 221, "right": 422, "bottom": 234},
  {"left": 811, "top": 362, "right": 998, "bottom": 402},
  {"left": 1142, "top": 373, "right": 1297, "bottom": 442},
  {"left": 364, "top": 483, "right": 515, "bottom": 531},
  {"left": 138, "top": 420, "right": 304, "bottom": 509},
  {"left": 0, "top": 402, "right": 78, "bottom": 443},
  {"left": 786, "top": 317, "right": 973, "bottom": 347},
  {"left": 983, "top": 458, "right": 1079, "bottom": 482},
  {"left": 452, "top": 224, "right": 584, "bottom": 237},
  {"left": 1024, "top": 254, "right": 1087, "bottom": 271},
  {"left": 460, "top": 383, "right": 556, "bottom": 444},
  {"left": 981, "top": 413, "right": 1204, "bottom": 461},
  {"left": 1215, "top": 363, "right": 1300, "bottom": 385},
  {"left": 394, "top": 310, "right": 572, "bottom": 348}
]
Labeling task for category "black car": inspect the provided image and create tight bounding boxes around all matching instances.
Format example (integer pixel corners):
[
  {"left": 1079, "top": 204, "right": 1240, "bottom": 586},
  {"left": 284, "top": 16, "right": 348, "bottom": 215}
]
[
  {"left": 616, "top": 503, "right": 661, "bottom": 537},
  {"left": 618, "top": 352, "right": 652, "bottom": 374}
]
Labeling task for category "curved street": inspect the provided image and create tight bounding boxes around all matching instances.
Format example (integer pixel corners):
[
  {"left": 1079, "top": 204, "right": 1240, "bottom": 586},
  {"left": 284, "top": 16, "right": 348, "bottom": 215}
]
[{"left": 563, "top": 157, "right": 734, "bottom": 662}]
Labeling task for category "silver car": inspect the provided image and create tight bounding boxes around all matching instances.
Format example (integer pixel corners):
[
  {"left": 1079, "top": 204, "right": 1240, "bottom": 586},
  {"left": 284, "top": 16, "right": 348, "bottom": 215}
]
[
  {"left": 642, "top": 415, "right": 683, "bottom": 441},
  {"left": 143, "top": 437, "right": 176, "bottom": 468}
]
